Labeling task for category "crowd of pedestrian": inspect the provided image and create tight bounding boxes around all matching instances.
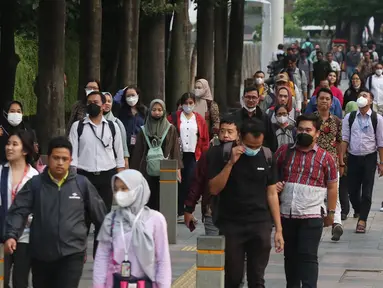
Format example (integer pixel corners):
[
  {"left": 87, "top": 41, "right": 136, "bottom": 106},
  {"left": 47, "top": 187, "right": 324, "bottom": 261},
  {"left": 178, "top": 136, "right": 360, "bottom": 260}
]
[{"left": 0, "top": 38, "right": 383, "bottom": 288}]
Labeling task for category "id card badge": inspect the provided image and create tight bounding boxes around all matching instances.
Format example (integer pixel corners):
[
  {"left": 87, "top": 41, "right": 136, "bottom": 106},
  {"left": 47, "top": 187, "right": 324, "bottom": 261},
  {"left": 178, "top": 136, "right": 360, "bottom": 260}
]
[
  {"left": 121, "top": 260, "right": 131, "bottom": 277},
  {"left": 130, "top": 135, "right": 136, "bottom": 145}
]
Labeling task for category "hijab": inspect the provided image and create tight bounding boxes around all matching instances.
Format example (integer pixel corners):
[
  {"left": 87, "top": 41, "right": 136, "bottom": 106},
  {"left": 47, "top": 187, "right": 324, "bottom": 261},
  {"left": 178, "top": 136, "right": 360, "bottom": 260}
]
[
  {"left": 97, "top": 169, "right": 155, "bottom": 281},
  {"left": 144, "top": 99, "right": 171, "bottom": 143},
  {"left": 194, "top": 79, "right": 213, "bottom": 117},
  {"left": 275, "top": 86, "right": 293, "bottom": 112},
  {"left": 345, "top": 101, "right": 358, "bottom": 115}
]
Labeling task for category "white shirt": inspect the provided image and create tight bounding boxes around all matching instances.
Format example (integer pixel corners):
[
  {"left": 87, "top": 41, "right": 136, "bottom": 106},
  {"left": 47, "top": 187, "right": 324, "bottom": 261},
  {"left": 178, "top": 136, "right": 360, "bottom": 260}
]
[
  {"left": 69, "top": 116, "right": 125, "bottom": 172},
  {"left": 180, "top": 112, "right": 198, "bottom": 153},
  {"left": 0, "top": 164, "right": 39, "bottom": 243},
  {"left": 366, "top": 74, "right": 383, "bottom": 105},
  {"left": 330, "top": 61, "right": 341, "bottom": 72}
]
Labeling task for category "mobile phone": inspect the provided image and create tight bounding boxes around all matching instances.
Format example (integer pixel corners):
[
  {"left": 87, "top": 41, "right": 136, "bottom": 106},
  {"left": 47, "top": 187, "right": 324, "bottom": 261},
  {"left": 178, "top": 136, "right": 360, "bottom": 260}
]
[{"left": 189, "top": 221, "right": 196, "bottom": 232}]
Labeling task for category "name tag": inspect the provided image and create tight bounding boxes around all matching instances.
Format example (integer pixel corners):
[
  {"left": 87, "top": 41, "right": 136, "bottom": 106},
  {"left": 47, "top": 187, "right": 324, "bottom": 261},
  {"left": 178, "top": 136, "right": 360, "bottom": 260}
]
[{"left": 257, "top": 167, "right": 265, "bottom": 171}]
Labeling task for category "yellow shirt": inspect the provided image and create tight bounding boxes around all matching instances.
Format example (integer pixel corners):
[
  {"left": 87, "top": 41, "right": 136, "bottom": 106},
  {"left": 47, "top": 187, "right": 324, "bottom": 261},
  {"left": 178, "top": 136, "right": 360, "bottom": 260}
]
[{"left": 48, "top": 170, "right": 69, "bottom": 188}]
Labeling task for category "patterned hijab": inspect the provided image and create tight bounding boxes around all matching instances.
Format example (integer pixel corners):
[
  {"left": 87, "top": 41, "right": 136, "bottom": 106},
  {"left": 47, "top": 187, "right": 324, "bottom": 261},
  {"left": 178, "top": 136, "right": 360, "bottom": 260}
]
[{"left": 144, "top": 99, "right": 171, "bottom": 142}]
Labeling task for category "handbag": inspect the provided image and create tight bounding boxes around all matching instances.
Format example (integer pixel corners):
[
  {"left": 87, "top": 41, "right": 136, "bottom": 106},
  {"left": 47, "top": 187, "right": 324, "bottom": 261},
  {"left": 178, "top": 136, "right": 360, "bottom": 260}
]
[{"left": 111, "top": 209, "right": 153, "bottom": 288}]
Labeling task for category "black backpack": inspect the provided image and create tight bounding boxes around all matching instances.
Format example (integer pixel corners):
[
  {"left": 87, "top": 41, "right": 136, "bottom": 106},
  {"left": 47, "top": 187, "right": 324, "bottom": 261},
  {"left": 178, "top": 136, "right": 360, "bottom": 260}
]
[
  {"left": 348, "top": 110, "right": 377, "bottom": 138},
  {"left": 77, "top": 119, "right": 117, "bottom": 158}
]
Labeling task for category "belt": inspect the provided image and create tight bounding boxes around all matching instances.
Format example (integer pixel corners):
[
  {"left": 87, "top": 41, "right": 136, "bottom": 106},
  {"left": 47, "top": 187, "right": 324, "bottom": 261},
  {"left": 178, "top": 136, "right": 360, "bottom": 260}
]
[{"left": 78, "top": 168, "right": 116, "bottom": 176}]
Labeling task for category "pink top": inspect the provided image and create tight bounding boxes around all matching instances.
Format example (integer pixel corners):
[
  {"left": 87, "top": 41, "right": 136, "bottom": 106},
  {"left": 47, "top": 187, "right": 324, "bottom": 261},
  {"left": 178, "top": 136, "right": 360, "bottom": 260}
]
[{"left": 93, "top": 210, "right": 172, "bottom": 288}]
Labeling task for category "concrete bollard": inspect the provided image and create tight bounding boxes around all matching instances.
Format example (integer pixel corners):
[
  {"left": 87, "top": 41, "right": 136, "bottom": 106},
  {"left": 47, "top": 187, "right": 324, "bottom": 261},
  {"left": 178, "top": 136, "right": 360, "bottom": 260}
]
[
  {"left": 0, "top": 244, "right": 4, "bottom": 287},
  {"left": 196, "top": 236, "right": 225, "bottom": 288},
  {"left": 159, "top": 159, "right": 178, "bottom": 244}
]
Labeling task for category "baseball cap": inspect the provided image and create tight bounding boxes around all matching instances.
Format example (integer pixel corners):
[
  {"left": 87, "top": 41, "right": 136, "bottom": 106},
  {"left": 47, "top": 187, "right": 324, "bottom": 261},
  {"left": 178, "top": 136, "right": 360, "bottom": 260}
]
[{"left": 276, "top": 73, "right": 289, "bottom": 83}]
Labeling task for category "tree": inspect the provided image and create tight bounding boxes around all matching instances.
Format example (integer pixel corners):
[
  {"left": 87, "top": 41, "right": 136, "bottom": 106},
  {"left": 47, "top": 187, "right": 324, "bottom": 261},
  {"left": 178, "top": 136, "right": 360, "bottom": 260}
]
[
  {"left": 166, "top": 0, "right": 191, "bottom": 111},
  {"left": 35, "top": 0, "right": 66, "bottom": 153},
  {"left": 214, "top": 0, "right": 228, "bottom": 111},
  {"left": 78, "top": 0, "right": 102, "bottom": 99},
  {"left": 196, "top": 0, "right": 214, "bottom": 87},
  {"left": 226, "top": 0, "right": 245, "bottom": 108},
  {"left": 120, "top": 0, "right": 141, "bottom": 87}
]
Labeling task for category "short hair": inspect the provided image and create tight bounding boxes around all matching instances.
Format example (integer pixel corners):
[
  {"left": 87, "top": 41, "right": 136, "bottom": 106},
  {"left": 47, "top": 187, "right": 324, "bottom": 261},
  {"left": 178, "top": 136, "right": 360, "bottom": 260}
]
[
  {"left": 296, "top": 114, "right": 321, "bottom": 131},
  {"left": 48, "top": 136, "right": 73, "bottom": 156},
  {"left": 286, "top": 54, "right": 297, "bottom": 62},
  {"left": 8, "top": 130, "right": 35, "bottom": 165},
  {"left": 274, "top": 104, "right": 289, "bottom": 114},
  {"left": 316, "top": 50, "right": 323, "bottom": 56},
  {"left": 220, "top": 114, "right": 239, "bottom": 132},
  {"left": 87, "top": 91, "right": 106, "bottom": 104},
  {"left": 243, "top": 86, "right": 258, "bottom": 96},
  {"left": 317, "top": 87, "right": 333, "bottom": 100},
  {"left": 240, "top": 119, "right": 266, "bottom": 138},
  {"left": 7, "top": 101, "right": 23, "bottom": 113},
  {"left": 287, "top": 47, "right": 293, "bottom": 52},
  {"left": 326, "top": 52, "right": 333, "bottom": 56},
  {"left": 375, "top": 62, "right": 382, "bottom": 68},
  {"left": 254, "top": 71, "right": 265, "bottom": 76},
  {"left": 180, "top": 92, "right": 196, "bottom": 104},
  {"left": 278, "top": 44, "right": 284, "bottom": 50},
  {"left": 358, "top": 88, "right": 374, "bottom": 99}
]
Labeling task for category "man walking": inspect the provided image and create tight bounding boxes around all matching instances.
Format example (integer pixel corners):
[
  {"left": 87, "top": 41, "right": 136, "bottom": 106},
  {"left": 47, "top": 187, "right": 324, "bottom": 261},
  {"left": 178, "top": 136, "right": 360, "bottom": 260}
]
[
  {"left": 366, "top": 63, "right": 383, "bottom": 115},
  {"left": 275, "top": 114, "right": 338, "bottom": 287},
  {"left": 341, "top": 89, "right": 383, "bottom": 233},
  {"left": 208, "top": 119, "right": 284, "bottom": 288},
  {"left": 4, "top": 137, "right": 106, "bottom": 288},
  {"left": 313, "top": 51, "right": 332, "bottom": 88}
]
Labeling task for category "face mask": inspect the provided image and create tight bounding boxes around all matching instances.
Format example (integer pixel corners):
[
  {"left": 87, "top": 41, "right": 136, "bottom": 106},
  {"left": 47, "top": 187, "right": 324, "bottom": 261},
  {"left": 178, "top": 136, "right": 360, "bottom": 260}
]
[
  {"left": 376, "top": 69, "right": 383, "bottom": 76},
  {"left": 114, "top": 190, "right": 137, "bottom": 208},
  {"left": 296, "top": 133, "right": 314, "bottom": 147},
  {"left": 7, "top": 113, "right": 23, "bottom": 127},
  {"left": 255, "top": 78, "right": 264, "bottom": 85},
  {"left": 243, "top": 105, "right": 257, "bottom": 113},
  {"left": 151, "top": 115, "right": 162, "bottom": 121},
  {"left": 357, "top": 49, "right": 361, "bottom": 52},
  {"left": 276, "top": 115, "right": 288, "bottom": 124},
  {"left": 244, "top": 146, "right": 261, "bottom": 157},
  {"left": 194, "top": 88, "right": 204, "bottom": 97},
  {"left": 86, "top": 103, "right": 101, "bottom": 117},
  {"left": 182, "top": 104, "right": 194, "bottom": 114},
  {"left": 126, "top": 95, "right": 139, "bottom": 107},
  {"left": 85, "top": 89, "right": 94, "bottom": 96},
  {"left": 357, "top": 96, "right": 368, "bottom": 108},
  {"left": 353, "top": 84, "right": 361, "bottom": 89}
]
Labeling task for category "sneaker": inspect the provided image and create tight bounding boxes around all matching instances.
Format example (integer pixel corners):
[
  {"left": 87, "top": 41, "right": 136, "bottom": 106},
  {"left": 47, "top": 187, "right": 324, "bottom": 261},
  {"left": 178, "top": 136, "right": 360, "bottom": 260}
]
[
  {"left": 341, "top": 213, "right": 348, "bottom": 221},
  {"left": 380, "top": 202, "right": 383, "bottom": 212},
  {"left": 177, "top": 215, "right": 184, "bottom": 224},
  {"left": 331, "top": 224, "right": 343, "bottom": 242}
]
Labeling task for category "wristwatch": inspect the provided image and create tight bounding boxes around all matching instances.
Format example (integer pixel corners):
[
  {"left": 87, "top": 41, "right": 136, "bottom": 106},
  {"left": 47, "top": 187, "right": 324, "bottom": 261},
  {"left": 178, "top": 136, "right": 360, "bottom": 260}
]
[{"left": 327, "top": 210, "right": 336, "bottom": 216}]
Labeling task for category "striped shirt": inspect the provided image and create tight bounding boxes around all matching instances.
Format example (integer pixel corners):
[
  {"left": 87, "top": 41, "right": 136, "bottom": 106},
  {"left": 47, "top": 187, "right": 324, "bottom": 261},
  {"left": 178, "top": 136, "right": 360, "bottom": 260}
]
[{"left": 275, "top": 144, "right": 338, "bottom": 218}]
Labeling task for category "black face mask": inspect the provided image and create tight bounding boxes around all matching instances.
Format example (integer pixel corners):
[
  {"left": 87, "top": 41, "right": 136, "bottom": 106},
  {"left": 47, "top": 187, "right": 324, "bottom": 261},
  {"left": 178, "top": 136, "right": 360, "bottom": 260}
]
[
  {"left": 87, "top": 103, "right": 101, "bottom": 117},
  {"left": 296, "top": 133, "right": 314, "bottom": 147},
  {"left": 151, "top": 115, "right": 162, "bottom": 121}
]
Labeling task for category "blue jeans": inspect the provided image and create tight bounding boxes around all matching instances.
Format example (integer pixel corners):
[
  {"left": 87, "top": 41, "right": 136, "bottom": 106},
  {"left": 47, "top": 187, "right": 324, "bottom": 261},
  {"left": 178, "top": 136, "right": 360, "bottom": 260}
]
[{"left": 204, "top": 216, "right": 219, "bottom": 236}]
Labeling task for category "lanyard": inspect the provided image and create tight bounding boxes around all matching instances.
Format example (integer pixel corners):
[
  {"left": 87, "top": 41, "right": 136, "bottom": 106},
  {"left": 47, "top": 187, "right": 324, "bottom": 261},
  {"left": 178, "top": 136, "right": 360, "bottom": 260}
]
[
  {"left": 120, "top": 207, "right": 144, "bottom": 262},
  {"left": 89, "top": 122, "right": 109, "bottom": 148},
  {"left": 11, "top": 165, "right": 29, "bottom": 202}
]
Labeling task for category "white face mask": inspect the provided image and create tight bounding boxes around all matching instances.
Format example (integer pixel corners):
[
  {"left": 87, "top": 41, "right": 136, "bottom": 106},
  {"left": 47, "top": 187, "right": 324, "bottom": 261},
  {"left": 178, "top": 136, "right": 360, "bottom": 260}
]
[
  {"left": 255, "top": 78, "right": 264, "bottom": 85},
  {"left": 182, "top": 104, "right": 195, "bottom": 114},
  {"left": 357, "top": 97, "right": 368, "bottom": 108},
  {"left": 376, "top": 69, "right": 383, "bottom": 76},
  {"left": 126, "top": 95, "right": 139, "bottom": 107},
  {"left": 7, "top": 113, "right": 23, "bottom": 127},
  {"left": 85, "top": 89, "right": 94, "bottom": 96},
  {"left": 243, "top": 106, "right": 257, "bottom": 112},
  {"left": 276, "top": 115, "right": 289, "bottom": 124},
  {"left": 194, "top": 88, "right": 204, "bottom": 97},
  {"left": 114, "top": 190, "right": 137, "bottom": 208}
]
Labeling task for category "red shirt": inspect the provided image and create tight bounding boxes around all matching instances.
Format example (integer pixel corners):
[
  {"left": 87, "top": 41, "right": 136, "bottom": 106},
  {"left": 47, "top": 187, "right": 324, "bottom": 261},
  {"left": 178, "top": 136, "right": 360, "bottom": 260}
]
[{"left": 313, "top": 86, "right": 344, "bottom": 106}]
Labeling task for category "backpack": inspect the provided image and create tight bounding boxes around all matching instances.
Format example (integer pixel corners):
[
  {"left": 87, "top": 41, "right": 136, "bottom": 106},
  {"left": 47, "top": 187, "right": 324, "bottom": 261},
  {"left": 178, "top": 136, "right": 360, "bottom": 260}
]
[
  {"left": 77, "top": 119, "right": 117, "bottom": 158},
  {"left": 141, "top": 125, "right": 171, "bottom": 177},
  {"left": 212, "top": 143, "right": 273, "bottom": 225},
  {"left": 348, "top": 110, "right": 377, "bottom": 140},
  {"left": 30, "top": 173, "right": 87, "bottom": 195}
]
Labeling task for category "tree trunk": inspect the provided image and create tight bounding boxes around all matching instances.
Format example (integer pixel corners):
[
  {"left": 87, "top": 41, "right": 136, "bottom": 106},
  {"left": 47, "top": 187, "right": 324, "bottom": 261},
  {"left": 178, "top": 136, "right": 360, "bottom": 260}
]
[
  {"left": 226, "top": 0, "right": 244, "bottom": 108},
  {"left": 214, "top": 0, "right": 228, "bottom": 112},
  {"left": 36, "top": 0, "right": 66, "bottom": 153},
  {"left": 120, "top": 0, "right": 141, "bottom": 87},
  {"left": 78, "top": 0, "right": 102, "bottom": 99},
  {"left": 196, "top": 0, "right": 214, "bottom": 86},
  {"left": 349, "top": 21, "right": 361, "bottom": 46},
  {"left": 0, "top": 0, "right": 20, "bottom": 112},
  {"left": 166, "top": 0, "right": 190, "bottom": 112},
  {"left": 138, "top": 10, "right": 166, "bottom": 103},
  {"left": 190, "top": 43, "right": 197, "bottom": 88}
]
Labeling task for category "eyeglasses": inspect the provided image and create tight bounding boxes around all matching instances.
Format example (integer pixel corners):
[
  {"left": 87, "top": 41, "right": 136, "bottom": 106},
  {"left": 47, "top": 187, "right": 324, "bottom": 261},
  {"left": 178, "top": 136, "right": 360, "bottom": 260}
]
[{"left": 244, "top": 96, "right": 259, "bottom": 101}]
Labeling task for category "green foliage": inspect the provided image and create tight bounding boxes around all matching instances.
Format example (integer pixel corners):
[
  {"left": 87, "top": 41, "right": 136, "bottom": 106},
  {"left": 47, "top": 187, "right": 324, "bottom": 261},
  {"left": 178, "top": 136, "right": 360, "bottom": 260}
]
[
  {"left": 14, "top": 34, "right": 38, "bottom": 116},
  {"left": 141, "top": 0, "right": 175, "bottom": 15},
  {"left": 284, "top": 12, "right": 305, "bottom": 38}
]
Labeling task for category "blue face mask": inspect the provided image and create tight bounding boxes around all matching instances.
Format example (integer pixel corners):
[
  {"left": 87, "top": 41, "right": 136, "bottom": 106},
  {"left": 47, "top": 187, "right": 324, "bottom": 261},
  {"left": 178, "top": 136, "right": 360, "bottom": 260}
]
[{"left": 244, "top": 146, "right": 261, "bottom": 157}]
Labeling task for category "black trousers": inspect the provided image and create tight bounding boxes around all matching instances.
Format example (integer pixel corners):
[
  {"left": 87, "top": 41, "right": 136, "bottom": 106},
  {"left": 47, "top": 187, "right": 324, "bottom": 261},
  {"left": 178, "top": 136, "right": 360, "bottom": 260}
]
[
  {"left": 282, "top": 218, "right": 323, "bottom": 288},
  {"left": 4, "top": 242, "right": 30, "bottom": 288},
  {"left": 78, "top": 168, "right": 117, "bottom": 257},
  {"left": 339, "top": 175, "right": 350, "bottom": 216},
  {"left": 220, "top": 221, "right": 272, "bottom": 288},
  {"left": 347, "top": 153, "right": 377, "bottom": 221},
  {"left": 178, "top": 152, "right": 196, "bottom": 216},
  {"left": 31, "top": 253, "right": 84, "bottom": 288},
  {"left": 146, "top": 175, "right": 160, "bottom": 211}
]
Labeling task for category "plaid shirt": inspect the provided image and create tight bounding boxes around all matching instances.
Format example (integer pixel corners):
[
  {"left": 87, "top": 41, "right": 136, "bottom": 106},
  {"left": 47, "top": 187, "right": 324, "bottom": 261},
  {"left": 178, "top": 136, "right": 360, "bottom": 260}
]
[{"left": 275, "top": 144, "right": 338, "bottom": 218}]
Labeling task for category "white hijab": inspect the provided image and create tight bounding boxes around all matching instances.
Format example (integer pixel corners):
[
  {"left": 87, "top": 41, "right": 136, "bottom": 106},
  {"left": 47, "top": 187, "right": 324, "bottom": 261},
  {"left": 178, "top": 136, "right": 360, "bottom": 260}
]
[{"left": 97, "top": 169, "right": 155, "bottom": 281}]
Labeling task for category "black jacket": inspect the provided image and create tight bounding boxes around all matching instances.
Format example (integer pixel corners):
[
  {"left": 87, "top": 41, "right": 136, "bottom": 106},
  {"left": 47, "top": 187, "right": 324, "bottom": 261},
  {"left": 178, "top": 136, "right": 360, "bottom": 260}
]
[
  {"left": 230, "top": 107, "right": 278, "bottom": 152},
  {"left": 343, "top": 86, "right": 362, "bottom": 110},
  {"left": 5, "top": 169, "right": 106, "bottom": 262}
]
